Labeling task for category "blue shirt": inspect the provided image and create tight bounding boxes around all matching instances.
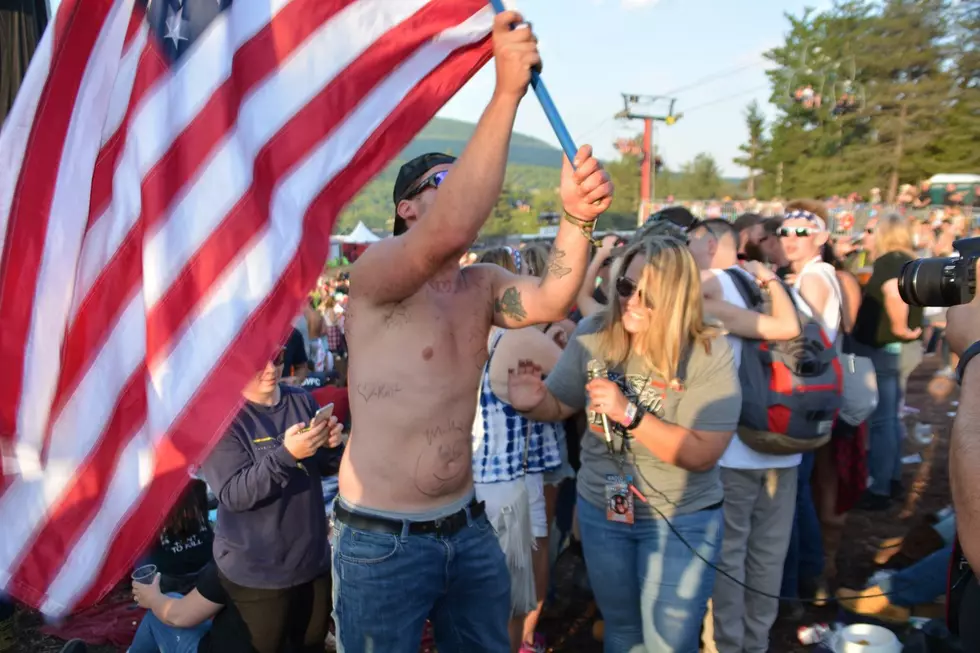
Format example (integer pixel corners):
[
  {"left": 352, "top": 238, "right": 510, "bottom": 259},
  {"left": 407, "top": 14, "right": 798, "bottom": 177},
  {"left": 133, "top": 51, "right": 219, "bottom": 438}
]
[{"left": 201, "top": 385, "right": 341, "bottom": 589}]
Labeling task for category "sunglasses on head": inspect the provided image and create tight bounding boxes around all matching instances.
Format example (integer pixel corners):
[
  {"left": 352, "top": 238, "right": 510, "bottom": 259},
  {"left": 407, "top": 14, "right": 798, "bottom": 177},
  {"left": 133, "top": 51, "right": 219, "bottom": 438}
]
[
  {"left": 272, "top": 346, "right": 286, "bottom": 367},
  {"left": 615, "top": 276, "right": 638, "bottom": 299},
  {"left": 778, "top": 226, "right": 818, "bottom": 238},
  {"left": 404, "top": 170, "right": 449, "bottom": 200}
]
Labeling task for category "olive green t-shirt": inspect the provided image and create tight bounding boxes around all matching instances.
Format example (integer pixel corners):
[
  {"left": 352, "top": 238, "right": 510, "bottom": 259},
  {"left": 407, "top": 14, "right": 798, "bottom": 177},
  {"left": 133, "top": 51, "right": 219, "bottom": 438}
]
[{"left": 545, "top": 314, "right": 741, "bottom": 519}]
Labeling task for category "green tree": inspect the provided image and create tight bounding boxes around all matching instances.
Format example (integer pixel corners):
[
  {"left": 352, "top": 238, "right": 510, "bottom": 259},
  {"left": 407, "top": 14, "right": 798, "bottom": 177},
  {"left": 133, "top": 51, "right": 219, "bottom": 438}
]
[
  {"left": 762, "top": 0, "right": 962, "bottom": 200},
  {"left": 936, "top": 0, "right": 980, "bottom": 172},
  {"left": 855, "top": 0, "right": 954, "bottom": 200},
  {"left": 479, "top": 185, "right": 539, "bottom": 237},
  {"left": 733, "top": 101, "right": 770, "bottom": 197},
  {"left": 679, "top": 153, "right": 724, "bottom": 198},
  {"left": 603, "top": 138, "right": 642, "bottom": 223}
]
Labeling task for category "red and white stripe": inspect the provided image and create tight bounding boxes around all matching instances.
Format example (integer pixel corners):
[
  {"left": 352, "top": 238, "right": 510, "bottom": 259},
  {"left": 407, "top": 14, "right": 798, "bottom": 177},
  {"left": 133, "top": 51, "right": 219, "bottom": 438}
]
[{"left": 0, "top": 0, "right": 493, "bottom": 615}]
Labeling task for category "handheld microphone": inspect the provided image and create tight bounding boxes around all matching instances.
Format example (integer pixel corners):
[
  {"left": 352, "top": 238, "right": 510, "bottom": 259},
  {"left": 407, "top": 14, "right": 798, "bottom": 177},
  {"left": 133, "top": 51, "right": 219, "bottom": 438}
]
[{"left": 587, "top": 359, "right": 616, "bottom": 454}]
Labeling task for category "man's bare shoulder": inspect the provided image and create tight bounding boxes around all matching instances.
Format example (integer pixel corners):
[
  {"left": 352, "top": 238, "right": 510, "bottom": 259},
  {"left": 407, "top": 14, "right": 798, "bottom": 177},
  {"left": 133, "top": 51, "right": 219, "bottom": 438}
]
[{"left": 458, "top": 263, "right": 497, "bottom": 290}]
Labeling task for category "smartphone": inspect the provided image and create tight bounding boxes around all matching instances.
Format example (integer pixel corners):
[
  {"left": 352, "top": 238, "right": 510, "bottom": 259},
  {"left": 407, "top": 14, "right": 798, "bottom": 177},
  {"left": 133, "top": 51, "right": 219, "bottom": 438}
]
[{"left": 304, "top": 404, "right": 334, "bottom": 432}]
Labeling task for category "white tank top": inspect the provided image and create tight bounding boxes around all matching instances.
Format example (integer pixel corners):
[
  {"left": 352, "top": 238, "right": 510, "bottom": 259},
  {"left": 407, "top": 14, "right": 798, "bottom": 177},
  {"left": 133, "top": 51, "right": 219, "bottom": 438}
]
[{"left": 792, "top": 256, "right": 842, "bottom": 344}]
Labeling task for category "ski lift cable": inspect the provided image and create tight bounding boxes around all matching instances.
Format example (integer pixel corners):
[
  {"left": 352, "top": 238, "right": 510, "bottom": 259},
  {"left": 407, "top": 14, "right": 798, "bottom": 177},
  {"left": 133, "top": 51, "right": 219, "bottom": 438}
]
[
  {"left": 680, "top": 84, "right": 771, "bottom": 115},
  {"left": 575, "top": 116, "right": 616, "bottom": 143},
  {"left": 660, "top": 61, "right": 766, "bottom": 98}
]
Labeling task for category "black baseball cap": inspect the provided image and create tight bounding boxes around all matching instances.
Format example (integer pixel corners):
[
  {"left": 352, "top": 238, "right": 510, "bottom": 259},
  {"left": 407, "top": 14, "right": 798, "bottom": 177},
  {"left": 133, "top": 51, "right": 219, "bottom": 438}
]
[{"left": 392, "top": 152, "right": 456, "bottom": 236}]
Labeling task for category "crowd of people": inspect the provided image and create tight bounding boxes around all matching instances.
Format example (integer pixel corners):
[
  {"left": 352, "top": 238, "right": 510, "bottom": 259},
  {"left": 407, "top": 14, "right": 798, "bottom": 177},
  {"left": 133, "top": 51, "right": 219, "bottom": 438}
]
[{"left": 13, "top": 10, "right": 978, "bottom": 653}]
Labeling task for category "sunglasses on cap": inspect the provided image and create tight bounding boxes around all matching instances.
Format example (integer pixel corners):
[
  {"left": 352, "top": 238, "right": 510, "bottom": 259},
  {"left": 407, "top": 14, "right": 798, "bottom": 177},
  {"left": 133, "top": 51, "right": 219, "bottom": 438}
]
[
  {"left": 778, "top": 226, "right": 819, "bottom": 238},
  {"left": 272, "top": 346, "right": 286, "bottom": 367},
  {"left": 403, "top": 170, "right": 449, "bottom": 200}
]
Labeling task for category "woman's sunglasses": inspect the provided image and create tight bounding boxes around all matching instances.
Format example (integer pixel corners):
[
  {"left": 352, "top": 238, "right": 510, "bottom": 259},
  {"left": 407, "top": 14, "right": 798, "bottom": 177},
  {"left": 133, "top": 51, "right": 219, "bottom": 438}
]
[
  {"left": 271, "top": 346, "right": 286, "bottom": 367},
  {"left": 615, "top": 276, "right": 638, "bottom": 299},
  {"left": 777, "top": 226, "right": 818, "bottom": 238},
  {"left": 404, "top": 170, "right": 449, "bottom": 200}
]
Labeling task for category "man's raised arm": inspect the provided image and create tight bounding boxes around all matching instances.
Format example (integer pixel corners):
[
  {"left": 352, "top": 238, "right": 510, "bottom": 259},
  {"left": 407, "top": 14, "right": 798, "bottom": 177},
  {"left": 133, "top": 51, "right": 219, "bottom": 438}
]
[
  {"left": 350, "top": 11, "right": 539, "bottom": 306},
  {"left": 489, "top": 145, "right": 614, "bottom": 327}
]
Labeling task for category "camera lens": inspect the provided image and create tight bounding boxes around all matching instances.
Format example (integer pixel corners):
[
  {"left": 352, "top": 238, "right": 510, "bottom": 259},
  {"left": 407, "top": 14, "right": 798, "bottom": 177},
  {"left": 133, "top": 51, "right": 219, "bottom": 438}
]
[{"left": 898, "top": 257, "right": 962, "bottom": 307}]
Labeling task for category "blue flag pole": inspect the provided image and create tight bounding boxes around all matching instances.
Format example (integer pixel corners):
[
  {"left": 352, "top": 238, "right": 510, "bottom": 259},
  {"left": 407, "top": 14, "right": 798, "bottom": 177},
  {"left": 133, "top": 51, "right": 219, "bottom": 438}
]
[{"left": 487, "top": 0, "right": 579, "bottom": 166}]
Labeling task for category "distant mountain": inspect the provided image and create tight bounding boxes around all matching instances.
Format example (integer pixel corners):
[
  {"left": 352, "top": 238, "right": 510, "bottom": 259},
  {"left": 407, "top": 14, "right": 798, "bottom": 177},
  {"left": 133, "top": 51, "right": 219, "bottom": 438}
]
[
  {"left": 337, "top": 118, "right": 564, "bottom": 235},
  {"left": 400, "top": 116, "right": 563, "bottom": 169}
]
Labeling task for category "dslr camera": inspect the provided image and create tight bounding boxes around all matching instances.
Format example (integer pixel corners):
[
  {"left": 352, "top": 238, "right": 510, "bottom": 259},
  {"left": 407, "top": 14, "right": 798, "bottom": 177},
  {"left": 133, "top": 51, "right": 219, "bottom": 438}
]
[{"left": 898, "top": 237, "right": 980, "bottom": 307}]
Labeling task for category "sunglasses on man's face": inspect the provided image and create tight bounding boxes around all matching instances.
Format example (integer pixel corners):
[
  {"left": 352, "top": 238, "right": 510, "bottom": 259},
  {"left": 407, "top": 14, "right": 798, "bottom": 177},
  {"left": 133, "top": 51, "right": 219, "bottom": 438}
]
[
  {"left": 778, "top": 226, "right": 818, "bottom": 238},
  {"left": 404, "top": 170, "right": 449, "bottom": 200},
  {"left": 271, "top": 346, "right": 286, "bottom": 367}
]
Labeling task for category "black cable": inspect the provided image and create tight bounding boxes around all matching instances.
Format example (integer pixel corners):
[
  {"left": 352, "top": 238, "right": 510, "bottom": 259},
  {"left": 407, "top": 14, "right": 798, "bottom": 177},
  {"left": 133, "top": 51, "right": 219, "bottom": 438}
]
[
  {"left": 624, "top": 451, "right": 898, "bottom": 603},
  {"left": 660, "top": 62, "right": 764, "bottom": 98},
  {"left": 679, "top": 85, "right": 771, "bottom": 115}
]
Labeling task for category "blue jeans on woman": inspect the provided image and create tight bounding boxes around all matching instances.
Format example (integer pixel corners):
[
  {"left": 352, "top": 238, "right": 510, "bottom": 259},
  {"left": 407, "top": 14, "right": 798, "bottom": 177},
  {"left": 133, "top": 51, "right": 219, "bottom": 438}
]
[
  {"left": 128, "top": 594, "right": 211, "bottom": 653},
  {"left": 576, "top": 495, "right": 722, "bottom": 653},
  {"left": 866, "top": 347, "right": 902, "bottom": 497}
]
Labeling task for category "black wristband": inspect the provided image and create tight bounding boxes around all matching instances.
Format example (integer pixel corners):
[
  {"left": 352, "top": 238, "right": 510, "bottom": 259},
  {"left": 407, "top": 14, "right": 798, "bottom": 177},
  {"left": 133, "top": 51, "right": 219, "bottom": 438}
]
[
  {"left": 956, "top": 340, "right": 980, "bottom": 385},
  {"left": 626, "top": 405, "right": 645, "bottom": 431}
]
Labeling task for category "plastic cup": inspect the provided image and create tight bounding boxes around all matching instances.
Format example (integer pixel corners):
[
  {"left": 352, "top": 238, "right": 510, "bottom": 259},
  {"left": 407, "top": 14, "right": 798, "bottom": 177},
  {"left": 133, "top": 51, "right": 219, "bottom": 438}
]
[{"left": 131, "top": 564, "right": 157, "bottom": 585}]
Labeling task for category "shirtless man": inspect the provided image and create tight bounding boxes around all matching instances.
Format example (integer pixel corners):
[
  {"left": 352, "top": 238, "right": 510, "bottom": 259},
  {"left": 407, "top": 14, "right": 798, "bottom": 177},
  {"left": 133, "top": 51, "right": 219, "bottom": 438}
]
[{"left": 331, "top": 11, "right": 613, "bottom": 652}]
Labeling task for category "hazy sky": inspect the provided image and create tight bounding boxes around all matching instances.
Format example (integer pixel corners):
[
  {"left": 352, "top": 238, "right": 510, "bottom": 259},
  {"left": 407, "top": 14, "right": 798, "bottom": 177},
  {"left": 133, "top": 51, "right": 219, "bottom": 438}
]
[{"left": 439, "top": 0, "right": 833, "bottom": 176}]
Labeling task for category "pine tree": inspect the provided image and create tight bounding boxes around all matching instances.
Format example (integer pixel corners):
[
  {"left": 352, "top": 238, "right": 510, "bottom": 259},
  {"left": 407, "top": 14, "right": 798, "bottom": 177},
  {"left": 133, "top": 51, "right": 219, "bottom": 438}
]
[
  {"left": 733, "top": 101, "right": 769, "bottom": 197},
  {"left": 679, "top": 154, "right": 724, "bottom": 199},
  {"left": 936, "top": 0, "right": 980, "bottom": 171},
  {"left": 857, "top": 0, "right": 954, "bottom": 201}
]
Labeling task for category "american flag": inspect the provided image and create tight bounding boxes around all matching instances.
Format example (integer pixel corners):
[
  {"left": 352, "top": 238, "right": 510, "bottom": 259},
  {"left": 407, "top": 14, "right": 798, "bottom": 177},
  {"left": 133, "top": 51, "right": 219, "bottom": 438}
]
[{"left": 0, "top": 0, "right": 493, "bottom": 616}]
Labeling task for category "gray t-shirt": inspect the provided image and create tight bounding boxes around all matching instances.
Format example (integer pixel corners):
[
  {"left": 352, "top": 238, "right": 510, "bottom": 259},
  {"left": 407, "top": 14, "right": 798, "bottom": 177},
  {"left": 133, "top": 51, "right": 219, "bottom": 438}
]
[{"left": 546, "top": 314, "right": 741, "bottom": 519}]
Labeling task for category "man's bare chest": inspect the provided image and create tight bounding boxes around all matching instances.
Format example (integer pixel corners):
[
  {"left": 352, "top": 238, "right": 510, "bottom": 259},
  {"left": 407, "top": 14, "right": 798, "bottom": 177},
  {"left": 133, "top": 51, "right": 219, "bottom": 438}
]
[{"left": 351, "top": 283, "right": 493, "bottom": 373}]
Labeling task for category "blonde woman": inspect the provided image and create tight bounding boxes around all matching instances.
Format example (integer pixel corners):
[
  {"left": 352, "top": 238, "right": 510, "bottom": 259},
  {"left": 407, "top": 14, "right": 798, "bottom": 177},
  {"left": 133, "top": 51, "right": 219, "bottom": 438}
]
[
  {"left": 472, "top": 247, "right": 563, "bottom": 653},
  {"left": 508, "top": 238, "right": 742, "bottom": 652},
  {"left": 852, "top": 214, "right": 923, "bottom": 510}
]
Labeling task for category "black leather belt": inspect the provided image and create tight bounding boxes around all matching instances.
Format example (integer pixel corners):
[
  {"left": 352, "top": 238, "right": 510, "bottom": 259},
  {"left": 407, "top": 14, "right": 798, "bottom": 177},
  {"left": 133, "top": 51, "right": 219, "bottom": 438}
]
[{"left": 333, "top": 498, "right": 485, "bottom": 537}]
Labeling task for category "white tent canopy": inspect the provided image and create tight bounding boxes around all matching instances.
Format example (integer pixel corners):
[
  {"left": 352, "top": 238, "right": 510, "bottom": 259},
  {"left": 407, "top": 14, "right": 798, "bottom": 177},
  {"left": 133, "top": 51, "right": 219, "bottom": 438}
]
[{"left": 341, "top": 221, "right": 381, "bottom": 244}]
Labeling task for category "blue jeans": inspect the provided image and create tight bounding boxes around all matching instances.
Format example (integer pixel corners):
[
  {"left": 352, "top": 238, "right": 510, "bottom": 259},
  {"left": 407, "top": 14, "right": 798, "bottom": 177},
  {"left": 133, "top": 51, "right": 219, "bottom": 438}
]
[
  {"left": 781, "top": 452, "right": 823, "bottom": 597},
  {"left": 577, "top": 495, "right": 722, "bottom": 653},
  {"left": 330, "top": 505, "right": 510, "bottom": 653},
  {"left": 867, "top": 349, "right": 902, "bottom": 497},
  {"left": 128, "top": 594, "right": 211, "bottom": 653},
  {"left": 879, "top": 544, "right": 953, "bottom": 606}
]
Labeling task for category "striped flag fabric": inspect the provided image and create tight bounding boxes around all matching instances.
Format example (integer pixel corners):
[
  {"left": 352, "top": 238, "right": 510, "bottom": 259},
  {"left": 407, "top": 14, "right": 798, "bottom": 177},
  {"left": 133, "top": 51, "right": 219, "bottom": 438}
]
[{"left": 0, "top": 0, "right": 493, "bottom": 616}]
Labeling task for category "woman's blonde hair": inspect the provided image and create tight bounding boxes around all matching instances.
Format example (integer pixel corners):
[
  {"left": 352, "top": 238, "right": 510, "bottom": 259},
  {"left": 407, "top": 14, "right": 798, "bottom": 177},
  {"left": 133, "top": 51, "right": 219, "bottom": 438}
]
[
  {"left": 522, "top": 244, "right": 549, "bottom": 278},
  {"left": 598, "top": 237, "right": 721, "bottom": 384},
  {"left": 874, "top": 213, "right": 915, "bottom": 258},
  {"left": 478, "top": 247, "right": 518, "bottom": 274}
]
